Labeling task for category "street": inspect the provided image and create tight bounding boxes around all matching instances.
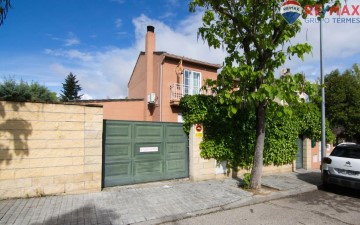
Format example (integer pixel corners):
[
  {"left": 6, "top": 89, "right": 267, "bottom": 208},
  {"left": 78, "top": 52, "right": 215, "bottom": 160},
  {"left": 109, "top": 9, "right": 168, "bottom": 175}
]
[{"left": 163, "top": 186, "right": 360, "bottom": 225}]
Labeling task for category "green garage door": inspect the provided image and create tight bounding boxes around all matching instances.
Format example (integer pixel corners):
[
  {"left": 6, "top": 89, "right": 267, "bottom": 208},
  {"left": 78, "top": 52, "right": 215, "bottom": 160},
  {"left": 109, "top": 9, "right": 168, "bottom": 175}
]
[
  {"left": 103, "top": 120, "right": 189, "bottom": 187},
  {"left": 296, "top": 138, "right": 303, "bottom": 169}
]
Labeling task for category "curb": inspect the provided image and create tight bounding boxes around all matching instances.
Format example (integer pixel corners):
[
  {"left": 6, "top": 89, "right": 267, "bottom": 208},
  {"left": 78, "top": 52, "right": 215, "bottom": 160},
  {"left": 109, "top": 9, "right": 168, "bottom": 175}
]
[{"left": 134, "top": 184, "right": 320, "bottom": 225}]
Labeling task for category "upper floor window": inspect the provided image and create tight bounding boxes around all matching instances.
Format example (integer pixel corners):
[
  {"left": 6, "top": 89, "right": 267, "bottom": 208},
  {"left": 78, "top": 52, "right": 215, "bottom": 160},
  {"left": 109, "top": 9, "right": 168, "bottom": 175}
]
[{"left": 183, "top": 69, "right": 201, "bottom": 95}]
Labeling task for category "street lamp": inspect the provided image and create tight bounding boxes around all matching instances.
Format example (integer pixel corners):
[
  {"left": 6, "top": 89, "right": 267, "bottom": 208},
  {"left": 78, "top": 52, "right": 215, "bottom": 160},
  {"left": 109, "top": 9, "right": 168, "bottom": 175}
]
[{"left": 320, "top": 14, "right": 326, "bottom": 161}]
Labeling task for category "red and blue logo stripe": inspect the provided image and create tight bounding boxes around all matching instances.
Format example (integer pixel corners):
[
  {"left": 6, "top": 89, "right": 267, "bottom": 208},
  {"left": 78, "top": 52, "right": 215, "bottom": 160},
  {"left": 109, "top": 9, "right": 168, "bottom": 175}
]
[{"left": 280, "top": 0, "right": 303, "bottom": 24}]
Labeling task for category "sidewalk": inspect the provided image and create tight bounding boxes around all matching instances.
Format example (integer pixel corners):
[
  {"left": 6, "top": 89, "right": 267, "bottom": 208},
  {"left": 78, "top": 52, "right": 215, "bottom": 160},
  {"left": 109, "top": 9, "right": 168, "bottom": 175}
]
[{"left": 0, "top": 170, "right": 321, "bottom": 225}]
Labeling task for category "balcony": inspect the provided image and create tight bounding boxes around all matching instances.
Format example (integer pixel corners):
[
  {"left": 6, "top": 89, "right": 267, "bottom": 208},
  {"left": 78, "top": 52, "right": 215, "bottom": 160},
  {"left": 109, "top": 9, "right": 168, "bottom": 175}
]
[{"left": 170, "top": 83, "right": 213, "bottom": 106}]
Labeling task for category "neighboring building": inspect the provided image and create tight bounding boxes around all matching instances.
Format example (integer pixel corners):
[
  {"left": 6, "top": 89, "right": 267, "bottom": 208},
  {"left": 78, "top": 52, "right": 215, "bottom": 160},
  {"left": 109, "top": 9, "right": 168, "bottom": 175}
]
[
  {"left": 76, "top": 98, "right": 144, "bottom": 121},
  {"left": 81, "top": 26, "right": 221, "bottom": 122},
  {"left": 128, "top": 26, "right": 220, "bottom": 122}
]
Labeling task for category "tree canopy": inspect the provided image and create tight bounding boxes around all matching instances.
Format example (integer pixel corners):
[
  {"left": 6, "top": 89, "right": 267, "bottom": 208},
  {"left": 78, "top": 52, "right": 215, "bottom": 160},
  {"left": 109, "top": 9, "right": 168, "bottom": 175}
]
[
  {"left": 60, "top": 73, "right": 83, "bottom": 102},
  {"left": 189, "top": 0, "right": 333, "bottom": 189},
  {"left": 180, "top": 93, "right": 333, "bottom": 170},
  {"left": 325, "top": 64, "right": 360, "bottom": 143},
  {"left": 0, "top": 0, "right": 11, "bottom": 27},
  {"left": 0, "top": 77, "right": 58, "bottom": 102}
]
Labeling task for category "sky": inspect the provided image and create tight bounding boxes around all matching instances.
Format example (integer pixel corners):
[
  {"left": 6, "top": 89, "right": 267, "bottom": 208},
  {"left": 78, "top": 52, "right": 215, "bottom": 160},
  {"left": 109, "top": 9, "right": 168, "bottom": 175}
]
[{"left": 0, "top": 0, "right": 359, "bottom": 99}]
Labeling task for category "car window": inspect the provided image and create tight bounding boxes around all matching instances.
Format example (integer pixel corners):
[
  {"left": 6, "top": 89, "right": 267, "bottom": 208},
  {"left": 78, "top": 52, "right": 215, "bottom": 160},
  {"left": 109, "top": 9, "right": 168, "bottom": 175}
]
[{"left": 330, "top": 145, "right": 360, "bottom": 159}]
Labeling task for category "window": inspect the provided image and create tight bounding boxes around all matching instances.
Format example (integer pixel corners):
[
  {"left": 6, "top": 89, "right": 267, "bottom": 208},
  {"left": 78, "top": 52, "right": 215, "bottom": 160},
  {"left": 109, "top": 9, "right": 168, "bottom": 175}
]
[
  {"left": 183, "top": 70, "right": 201, "bottom": 96},
  {"left": 330, "top": 145, "right": 360, "bottom": 159}
]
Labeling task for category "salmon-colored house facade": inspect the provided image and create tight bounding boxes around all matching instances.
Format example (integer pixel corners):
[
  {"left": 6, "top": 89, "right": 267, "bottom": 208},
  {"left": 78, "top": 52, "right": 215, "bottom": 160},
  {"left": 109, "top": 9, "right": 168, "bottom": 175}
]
[{"left": 83, "top": 26, "right": 221, "bottom": 122}]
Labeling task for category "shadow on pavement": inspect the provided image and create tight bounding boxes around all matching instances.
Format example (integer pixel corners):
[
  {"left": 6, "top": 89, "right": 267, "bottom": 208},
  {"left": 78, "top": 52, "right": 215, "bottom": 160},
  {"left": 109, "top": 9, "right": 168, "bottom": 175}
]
[
  {"left": 295, "top": 171, "right": 322, "bottom": 186},
  {"left": 30, "top": 204, "right": 120, "bottom": 225},
  {"left": 289, "top": 185, "right": 360, "bottom": 214},
  {"left": 320, "top": 184, "right": 360, "bottom": 198}
]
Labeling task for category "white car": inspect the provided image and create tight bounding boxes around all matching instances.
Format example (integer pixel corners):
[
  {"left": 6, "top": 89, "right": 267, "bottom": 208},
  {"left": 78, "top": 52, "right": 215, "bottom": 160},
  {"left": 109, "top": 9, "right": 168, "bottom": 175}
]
[{"left": 321, "top": 143, "right": 360, "bottom": 189}]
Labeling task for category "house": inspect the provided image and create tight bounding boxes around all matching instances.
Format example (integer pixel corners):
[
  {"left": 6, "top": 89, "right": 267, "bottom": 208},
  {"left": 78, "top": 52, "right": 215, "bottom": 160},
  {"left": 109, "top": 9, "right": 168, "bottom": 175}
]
[{"left": 80, "top": 26, "right": 221, "bottom": 122}]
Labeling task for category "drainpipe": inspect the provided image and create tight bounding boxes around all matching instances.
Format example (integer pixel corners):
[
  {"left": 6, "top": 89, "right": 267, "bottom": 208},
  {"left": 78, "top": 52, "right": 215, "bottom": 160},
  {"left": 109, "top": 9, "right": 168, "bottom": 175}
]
[{"left": 159, "top": 56, "right": 165, "bottom": 122}]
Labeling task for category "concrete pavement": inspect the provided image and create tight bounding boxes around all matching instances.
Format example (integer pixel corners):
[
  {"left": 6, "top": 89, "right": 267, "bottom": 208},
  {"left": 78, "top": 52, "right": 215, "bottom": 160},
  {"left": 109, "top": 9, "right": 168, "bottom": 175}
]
[{"left": 0, "top": 170, "right": 322, "bottom": 225}]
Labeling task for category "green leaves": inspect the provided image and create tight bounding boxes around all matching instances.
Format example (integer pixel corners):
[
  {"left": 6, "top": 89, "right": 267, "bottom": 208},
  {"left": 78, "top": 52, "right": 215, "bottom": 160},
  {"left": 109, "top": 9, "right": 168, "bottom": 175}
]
[
  {"left": 60, "top": 72, "right": 83, "bottom": 102},
  {"left": 187, "top": 0, "right": 337, "bottom": 170},
  {"left": 325, "top": 65, "right": 360, "bottom": 142},
  {"left": 202, "top": 10, "right": 215, "bottom": 25},
  {"left": 287, "top": 43, "right": 312, "bottom": 61},
  {"left": 0, "top": 0, "right": 12, "bottom": 27},
  {"left": 189, "top": 0, "right": 317, "bottom": 118},
  {"left": 0, "top": 76, "right": 58, "bottom": 102},
  {"left": 180, "top": 94, "right": 326, "bottom": 168}
]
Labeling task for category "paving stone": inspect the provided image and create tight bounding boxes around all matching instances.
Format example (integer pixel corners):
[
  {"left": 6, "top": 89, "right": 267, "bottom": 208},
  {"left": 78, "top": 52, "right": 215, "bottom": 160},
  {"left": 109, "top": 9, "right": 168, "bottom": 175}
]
[{"left": 0, "top": 171, "right": 320, "bottom": 225}]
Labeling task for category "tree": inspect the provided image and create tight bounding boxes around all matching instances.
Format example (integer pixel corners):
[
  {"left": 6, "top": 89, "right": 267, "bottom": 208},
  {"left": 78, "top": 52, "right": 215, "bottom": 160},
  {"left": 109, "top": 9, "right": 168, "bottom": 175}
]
[
  {"left": 325, "top": 65, "right": 360, "bottom": 143},
  {"left": 180, "top": 91, "right": 331, "bottom": 172},
  {"left": 189, "top": 0, "right": 334, "bottom": 189},
  {"left": 0, "top": 77, "right": 58, "bottom": 102},
  {"left": 0, "top": 0, "right": 11, "bottom": 27},
  {"left": 60, "top": 73, "right": 83, "bottom": 102},
  {"left": 351, "top": 63, "right": 360, "bottom": 81}
]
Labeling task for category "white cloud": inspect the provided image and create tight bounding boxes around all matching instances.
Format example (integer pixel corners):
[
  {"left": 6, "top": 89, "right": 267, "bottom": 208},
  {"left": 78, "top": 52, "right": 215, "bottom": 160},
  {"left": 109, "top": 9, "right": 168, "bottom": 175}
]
[
  {"left": 132, "top": 13, "right": 224, "bottom": 65},
  {"left": 39, "top": 12, "right": 226, "bottom": 99},
  {"left": 49, "top": 63, "right": 69, "bottom": 75},
  {"left": 159, "top": 12, "right": 176, "bottom": 19},
  {"left": 4, "top": 1, "right": 359, "bottom": 100},
  {"left": 115, "top": 18, "right": 122, "bottom": 28},
  {"left": 47, "top": 32, "right": 80, "bottom": 46},
  {"left": 64, "top": 37, "right": 80, "bottom": 46},
  {"left": 64, "top": 32, "right": 80, "bottom": 46},
  {"left": 116, "top": 31, "right": 128, "bottom": 37},
  {"left": 81, "top": 93, "right": 93, "bottom": 100},
  {"left": 44, "top": 49, "right": 93, "bottom": 62},
  {"left": 283, "top": 0, "right": 360, "bottom": 81},
  {"left": 167, "top": 0, "right": 179, "bottom": 6}
]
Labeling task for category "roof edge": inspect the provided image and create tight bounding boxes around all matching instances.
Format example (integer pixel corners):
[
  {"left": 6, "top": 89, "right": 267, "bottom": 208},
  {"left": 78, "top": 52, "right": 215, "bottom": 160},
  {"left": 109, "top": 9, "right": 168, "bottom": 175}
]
[{"left": 158, "top": 52, "right": 221, "bottom": 69}]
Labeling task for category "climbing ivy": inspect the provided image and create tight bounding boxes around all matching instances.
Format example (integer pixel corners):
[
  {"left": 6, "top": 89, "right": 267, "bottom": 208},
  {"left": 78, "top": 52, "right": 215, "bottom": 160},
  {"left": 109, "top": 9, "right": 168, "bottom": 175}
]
[{"left": 180, "top": 94, "right": 334, "bottom": 169}]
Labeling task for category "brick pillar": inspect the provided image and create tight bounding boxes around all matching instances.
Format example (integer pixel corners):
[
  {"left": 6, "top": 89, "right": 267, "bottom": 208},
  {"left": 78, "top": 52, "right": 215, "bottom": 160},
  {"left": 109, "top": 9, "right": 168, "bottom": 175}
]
[
  {"left": 303, "top": 138, "right": 312, "bottom": 170},
  {"left": 189, "top": 124, "right": 216, "bottom": 181}
]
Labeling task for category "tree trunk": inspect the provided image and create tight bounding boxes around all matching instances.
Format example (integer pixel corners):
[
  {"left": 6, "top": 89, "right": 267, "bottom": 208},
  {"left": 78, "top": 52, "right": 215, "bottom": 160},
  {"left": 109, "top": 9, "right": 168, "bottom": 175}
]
[{"left": 250, "top": 103, "right": 266, "bottom": 189}]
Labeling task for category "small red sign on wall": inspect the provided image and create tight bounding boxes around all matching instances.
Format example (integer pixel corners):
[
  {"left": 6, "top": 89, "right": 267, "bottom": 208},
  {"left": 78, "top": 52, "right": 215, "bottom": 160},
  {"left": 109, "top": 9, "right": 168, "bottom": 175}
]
[
  {"left": 196, "top": 124, "right": 202, "bottom": 132},
  {"left": 195, "top": 124, "right": 203, "bottom": 138}
]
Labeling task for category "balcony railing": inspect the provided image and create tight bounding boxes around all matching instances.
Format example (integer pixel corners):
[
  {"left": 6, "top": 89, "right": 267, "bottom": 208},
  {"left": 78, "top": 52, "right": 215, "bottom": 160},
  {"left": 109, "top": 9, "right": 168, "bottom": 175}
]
[{"left": 170, "top": 83, "right": 213, "bottom": 105}]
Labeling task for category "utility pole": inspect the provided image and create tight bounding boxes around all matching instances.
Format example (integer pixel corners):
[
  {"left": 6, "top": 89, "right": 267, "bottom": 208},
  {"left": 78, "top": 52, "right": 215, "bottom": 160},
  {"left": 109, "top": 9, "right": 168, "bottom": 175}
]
[{"left": 320, "top": 18, "right": 326, "bottom": 161}]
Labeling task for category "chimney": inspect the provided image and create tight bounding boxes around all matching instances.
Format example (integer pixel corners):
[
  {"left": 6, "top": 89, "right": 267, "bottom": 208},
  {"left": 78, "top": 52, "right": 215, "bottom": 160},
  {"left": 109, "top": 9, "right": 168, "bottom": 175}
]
[
  {"left": 145, "top": 25, "right": 155, "bottom": 120},
  {"left": 145, "top": 25, "right": 155, "bottom": 55}
]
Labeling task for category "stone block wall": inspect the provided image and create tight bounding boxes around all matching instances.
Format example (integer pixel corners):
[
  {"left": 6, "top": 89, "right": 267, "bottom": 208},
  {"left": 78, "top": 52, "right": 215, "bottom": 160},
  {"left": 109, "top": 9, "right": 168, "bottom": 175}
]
[
  {"left": 188, "top": 124, "right": 293, "bottom": 181},
  {"left": 230, "top": 164, "right": 293, "bottom": 179},
  {"left": 189, "top": 124, "right": 217, "bottom": 181},
  {"left": 303, "top": 138, "right": 312, "bottom": 170},
  {"left": 0, "top": 101, "right": 103, "bottom": 199}
]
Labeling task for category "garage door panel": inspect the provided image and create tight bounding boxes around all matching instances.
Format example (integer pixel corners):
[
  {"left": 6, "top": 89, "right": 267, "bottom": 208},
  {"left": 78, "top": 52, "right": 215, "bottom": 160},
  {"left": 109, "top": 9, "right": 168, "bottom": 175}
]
[
  {"left": 104, "top": 161, "right": 132, "bottom": 187},
  {"left": 166, "top": 142, "right": 187, "bottom": 159},
  {"left": 103, "top": 121, "right": 188, "bottom": 187},
  {"left": 165, "top": 160, "right": 187, "bottom": 180},
  {"left": 105, "top": 143, "right": 132, "bottom": 162},
  {"left": 104, "top": 176, "right": 133, "bottom": 187},
  {"left": 134, "top": 175, "right": 163, "bottom": 183},
  {"left": 166, "top": 159, "right": 186, "bottom": 172},
  {"left": 134, "top": 124, "right": 163, "bottom": 139},
  {"left": 165, "top": 125, "right": 187, "bottom": 139},
  {"left": 105, "top": 122, "right": 131, "bottom": 142},
  {"left": 134, "top": 160, "right": 164, "bottom": 181}
]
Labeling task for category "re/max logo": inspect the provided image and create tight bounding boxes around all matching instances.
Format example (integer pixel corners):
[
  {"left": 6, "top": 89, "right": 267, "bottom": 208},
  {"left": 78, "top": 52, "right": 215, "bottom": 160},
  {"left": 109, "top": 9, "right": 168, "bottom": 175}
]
[
  {"left": 304, "top": 4, "right": 360, "bottom": 16},
  {"left": 282, "top": 5, "right": 302, "bottom": 13}
]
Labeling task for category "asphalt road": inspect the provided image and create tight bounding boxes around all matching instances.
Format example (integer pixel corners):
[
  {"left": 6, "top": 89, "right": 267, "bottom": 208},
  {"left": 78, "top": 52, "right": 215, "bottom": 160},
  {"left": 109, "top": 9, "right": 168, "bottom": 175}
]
[{"left": 163, "top": 186, "right": 360, "bottom": 225}]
